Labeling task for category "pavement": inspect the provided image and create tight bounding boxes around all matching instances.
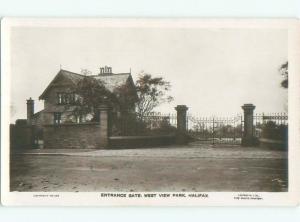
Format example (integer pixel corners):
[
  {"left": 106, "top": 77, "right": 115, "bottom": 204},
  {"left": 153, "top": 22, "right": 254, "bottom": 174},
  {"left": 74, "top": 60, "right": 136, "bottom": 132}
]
[{"left": 16, "top": 143, "right": 287, "bottom": 159}]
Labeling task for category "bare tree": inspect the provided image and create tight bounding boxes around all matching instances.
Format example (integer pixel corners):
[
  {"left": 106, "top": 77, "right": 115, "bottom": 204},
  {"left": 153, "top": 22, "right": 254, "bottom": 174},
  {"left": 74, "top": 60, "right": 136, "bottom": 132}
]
[
  {"left": 72, "top": 76, "right": 118, "bottom": 121},
  {"left": 135, "top": 72, "right": 173, "bottom": 119}
]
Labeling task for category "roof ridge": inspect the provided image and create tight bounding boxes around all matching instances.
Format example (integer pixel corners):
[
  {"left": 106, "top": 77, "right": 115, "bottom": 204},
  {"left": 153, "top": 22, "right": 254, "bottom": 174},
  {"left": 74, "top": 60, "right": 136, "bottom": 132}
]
[
  {"left": 60, "top": 69, "right": 85, "bottom": 77},
  {"left": 113, "top": 73, "right": 131, "bottom": 75},
  {"left": 90, "top": 73, "right": 131, "bottom": 77},
  {"left": 61, "top": 69, "right": 130, "bottom": 77}
]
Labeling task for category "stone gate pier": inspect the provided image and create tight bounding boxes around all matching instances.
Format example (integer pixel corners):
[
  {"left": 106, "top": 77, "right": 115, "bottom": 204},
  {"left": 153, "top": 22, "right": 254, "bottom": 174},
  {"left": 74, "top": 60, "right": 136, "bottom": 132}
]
[
  {"left": 175, "top": 105, "right": 189, "bottom": 144},
  {"left": 241, "top": 103, "right": 258, "bottom": 146}
]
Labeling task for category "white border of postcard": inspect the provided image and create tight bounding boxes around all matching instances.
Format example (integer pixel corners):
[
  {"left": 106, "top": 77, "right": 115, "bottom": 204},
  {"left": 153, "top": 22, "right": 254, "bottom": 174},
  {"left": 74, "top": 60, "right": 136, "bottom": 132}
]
[{"left": 1, "top": 18, "right": 300, "bottom": 206}]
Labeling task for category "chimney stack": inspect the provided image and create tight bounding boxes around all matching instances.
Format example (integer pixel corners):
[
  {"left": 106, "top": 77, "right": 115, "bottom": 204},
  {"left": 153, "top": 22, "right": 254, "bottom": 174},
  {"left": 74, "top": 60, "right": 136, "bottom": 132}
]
[
  {"left": 99, "top": 66, "right": 112, "bottom": 75},
  {"left": 26, "top": 97, "right": 34, "bottom": 125}
]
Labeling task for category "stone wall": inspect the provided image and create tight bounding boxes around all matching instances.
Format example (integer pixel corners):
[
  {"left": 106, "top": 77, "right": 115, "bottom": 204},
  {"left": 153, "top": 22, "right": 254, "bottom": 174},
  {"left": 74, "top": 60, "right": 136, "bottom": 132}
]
[
  {"left": 109, "top": 134, "right": 176, "bottom": 149},
  {"left": 10, "top": 124, "right": 34, "bottom": 150},
  {"left": 43, "top": 122, "right": 102, "bottom": 149}
]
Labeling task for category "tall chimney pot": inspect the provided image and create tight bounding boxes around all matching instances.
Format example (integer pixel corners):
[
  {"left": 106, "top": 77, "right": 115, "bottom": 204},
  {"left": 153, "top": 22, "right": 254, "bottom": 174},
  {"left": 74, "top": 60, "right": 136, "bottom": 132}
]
[{"left": 99, "top": 66, "right": 112, "bottom": 75}]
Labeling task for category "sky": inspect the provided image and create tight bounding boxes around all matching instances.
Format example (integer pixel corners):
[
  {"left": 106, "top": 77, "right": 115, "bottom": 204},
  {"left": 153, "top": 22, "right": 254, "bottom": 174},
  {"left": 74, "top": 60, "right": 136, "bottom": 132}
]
[{"left": 9, "top": 26, "right": 288, "bottom": 122}]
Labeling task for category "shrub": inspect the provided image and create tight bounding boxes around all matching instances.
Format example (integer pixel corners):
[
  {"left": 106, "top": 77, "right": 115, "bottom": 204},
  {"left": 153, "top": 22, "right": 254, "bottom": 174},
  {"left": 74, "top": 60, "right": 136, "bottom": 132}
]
[{"left": 261, "top": 121, "right": 288, "bottom": 141}]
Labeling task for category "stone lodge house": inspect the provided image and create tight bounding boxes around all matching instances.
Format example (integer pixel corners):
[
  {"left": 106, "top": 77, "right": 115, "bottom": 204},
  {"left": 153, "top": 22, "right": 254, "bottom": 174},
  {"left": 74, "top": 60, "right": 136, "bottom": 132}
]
[
  {"left": 30, "top": 66, "right": 137, "bottom": 127},
  {"left": 11, "top": 66, "right": 138, "bottom": 149}
]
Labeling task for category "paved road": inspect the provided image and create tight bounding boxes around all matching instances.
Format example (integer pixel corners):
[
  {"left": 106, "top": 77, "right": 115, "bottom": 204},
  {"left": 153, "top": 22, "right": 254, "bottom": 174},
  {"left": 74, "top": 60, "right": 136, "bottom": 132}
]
[{"left": 10, "top": 144, "right": 288, "bottom": 192}]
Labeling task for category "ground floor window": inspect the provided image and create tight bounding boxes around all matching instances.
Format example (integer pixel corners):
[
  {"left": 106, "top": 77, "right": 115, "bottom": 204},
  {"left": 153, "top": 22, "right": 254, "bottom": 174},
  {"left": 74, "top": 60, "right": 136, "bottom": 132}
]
[{"left": 54, "top": 112, "right": 61, "bottom": 124}]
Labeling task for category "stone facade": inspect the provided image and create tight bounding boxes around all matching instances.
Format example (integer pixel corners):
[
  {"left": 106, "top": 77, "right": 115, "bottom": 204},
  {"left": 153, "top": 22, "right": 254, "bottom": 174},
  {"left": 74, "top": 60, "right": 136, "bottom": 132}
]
[
  {"left": 11, "top": 68, "right": 137, "bottom": 149},
  {"left": 42, "top": 105, "right": 110, "bottom": 149},
  {"left": 43, "top": 123, "right": 103, "bottom": 149},
  {"left": 37, "top": 73, "right": 79, "bottom": 125},
  {"left": 34, "top": 68, "right": 137, "bottom": 126}
]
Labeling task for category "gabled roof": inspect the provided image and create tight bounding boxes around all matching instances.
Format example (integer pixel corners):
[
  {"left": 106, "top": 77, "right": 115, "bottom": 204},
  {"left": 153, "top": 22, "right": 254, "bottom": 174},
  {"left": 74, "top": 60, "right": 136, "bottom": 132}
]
[
  {"left": 61, "top": 70, "right": 84, "bottom": 85},
  {"left": 39, "top": 69, "right": 136, "bottom": 100}
]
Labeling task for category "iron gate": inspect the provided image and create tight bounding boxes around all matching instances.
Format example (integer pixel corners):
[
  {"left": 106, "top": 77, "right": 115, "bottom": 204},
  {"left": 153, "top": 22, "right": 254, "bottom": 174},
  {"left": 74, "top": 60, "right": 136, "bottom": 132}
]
[{"left": 187, "top": 115, "right": 243, "bottom": 144}]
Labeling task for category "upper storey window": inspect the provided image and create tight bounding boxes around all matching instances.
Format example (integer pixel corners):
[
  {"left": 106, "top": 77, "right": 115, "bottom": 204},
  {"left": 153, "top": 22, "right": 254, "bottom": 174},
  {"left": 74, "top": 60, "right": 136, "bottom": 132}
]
[{"left": 57, "top": 93, "right": 76, "bottom": 105}]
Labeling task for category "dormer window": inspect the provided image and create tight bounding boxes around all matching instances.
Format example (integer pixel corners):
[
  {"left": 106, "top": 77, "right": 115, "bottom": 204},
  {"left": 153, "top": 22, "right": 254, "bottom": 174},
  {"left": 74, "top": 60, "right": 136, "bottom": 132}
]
[{"left": 57, "top": 92, "right": 76, "bottom": 105}]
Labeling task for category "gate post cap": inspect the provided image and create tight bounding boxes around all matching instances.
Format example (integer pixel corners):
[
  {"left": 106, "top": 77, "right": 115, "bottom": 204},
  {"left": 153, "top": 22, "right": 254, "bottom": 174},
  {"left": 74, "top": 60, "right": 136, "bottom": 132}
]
[
  {"left": 175, "top": 105, "right": 188, "bottom": 111},
  {"left": 26, "top": 97, "right": 34, "bottom": 103},
  {"left": 241, "top": 104, "right": 255, "bottom": 110}
]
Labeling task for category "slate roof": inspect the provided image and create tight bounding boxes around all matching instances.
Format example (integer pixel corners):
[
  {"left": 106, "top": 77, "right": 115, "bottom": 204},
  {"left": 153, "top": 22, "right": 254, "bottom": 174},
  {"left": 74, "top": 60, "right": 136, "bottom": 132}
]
[
  {"left": 93, "top": 73, "right": 131, "bottom": 92},
  {"left": 60, "top": 70, "right": 84, "bottom": 85},
  {"left": 39, "top": 69, "right": 135, "bottom": 99}
]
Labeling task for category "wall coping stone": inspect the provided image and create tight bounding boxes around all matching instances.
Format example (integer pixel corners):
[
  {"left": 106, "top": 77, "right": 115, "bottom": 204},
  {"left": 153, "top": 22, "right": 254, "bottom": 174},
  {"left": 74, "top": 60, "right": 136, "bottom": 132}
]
[
  {"left": 43, "top": 122, "right": 99, "bottom": 127},
  {"left": 109, "top": 134, "right": 175, "bottom": 140}
]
